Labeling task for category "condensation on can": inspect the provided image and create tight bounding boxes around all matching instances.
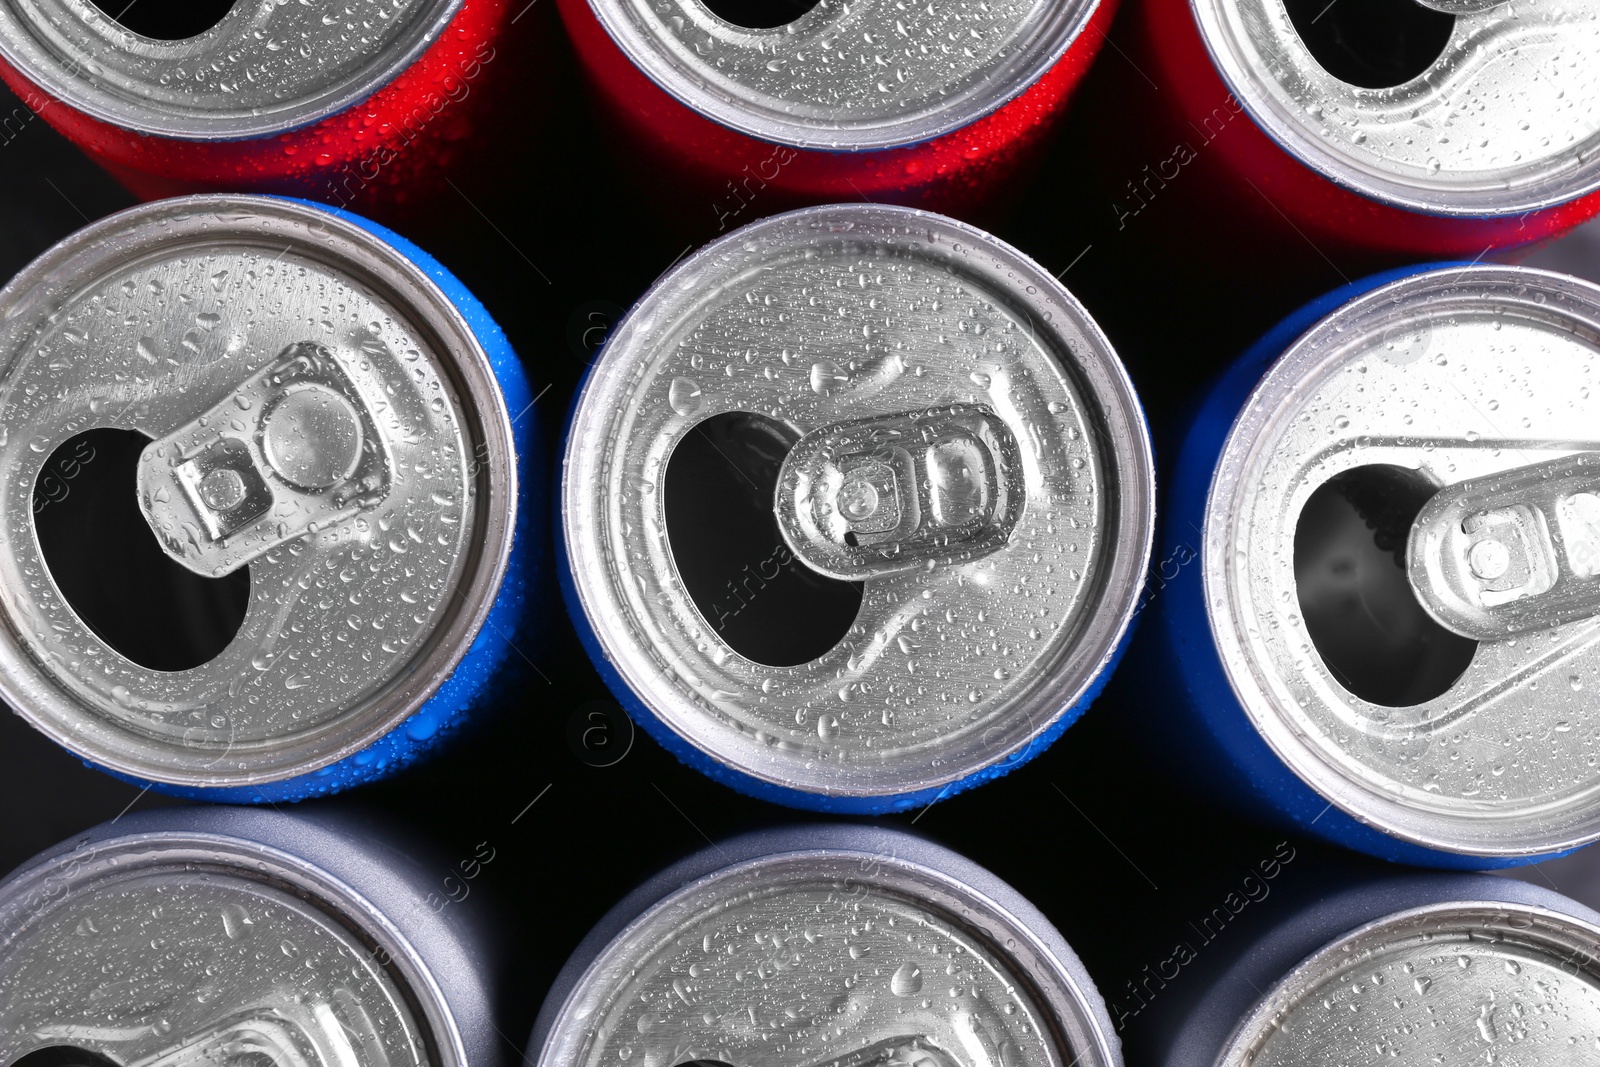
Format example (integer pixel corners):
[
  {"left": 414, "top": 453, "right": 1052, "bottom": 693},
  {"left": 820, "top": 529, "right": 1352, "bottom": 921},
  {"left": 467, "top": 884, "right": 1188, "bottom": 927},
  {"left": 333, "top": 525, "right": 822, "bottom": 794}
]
[
  {"left": 0, "top": 194, "right": 534, "bottom": 803},
  {"left": 0, "top": 805, "right": 500, "bottom": 1067},
  {"left": 1152, "top": 263, "right": 1600, "bottom": 866},
  {"left": 529, "top": 825, "right": 1122, "bottom": 1067},
  {"left": 561, "top": 204, "right": 1154, "bottom": 813},
  {"left": 0, "top": 0, "right": 522, "bottom": 218}
]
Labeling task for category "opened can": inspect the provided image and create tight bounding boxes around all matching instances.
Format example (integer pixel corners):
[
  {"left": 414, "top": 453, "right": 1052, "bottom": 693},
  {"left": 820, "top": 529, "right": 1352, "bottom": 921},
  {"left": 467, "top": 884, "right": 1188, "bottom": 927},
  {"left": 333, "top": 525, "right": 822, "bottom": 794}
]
[
  {"left": 0, "top": 0, "right": 518, "bottom": 216},
  {"left": 558, "top": 0, "right": 1117, "bottom": 227},
  {"left": 0, "top": 194, "right": 534, "bottom": 802},
  {"left": 561, "top": 204, "right": 1154, "bottom": 813},
  {"left": 529, "top": 824, "right": 1121, "bottom": 1067},
  {"left": 0, "top": 805, "right": 499, "bottom": 1067},
  {"left": 1151, "top": 262, "right": 1600, "bottom": 866}
]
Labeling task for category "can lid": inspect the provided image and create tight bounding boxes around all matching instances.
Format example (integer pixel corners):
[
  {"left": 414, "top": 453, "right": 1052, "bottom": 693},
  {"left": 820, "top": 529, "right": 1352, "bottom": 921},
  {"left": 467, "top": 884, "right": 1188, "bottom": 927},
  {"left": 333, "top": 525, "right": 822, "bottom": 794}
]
[
  {"left": 536, "top": 842, "right": 1118, "bottom": 1067},
  {"left": 1218, "top": 901, "right": 1600, "bottom": 1065},
  {"left": 1206, "top": 264, "right": 1600, "bottom": 856},
  {"left": 1192, "top": 0, "right": 1600, "bottom": 215},
  {"left": 564, "top": 205, "right": 1153, "bottom": 805},
  {"left": 0, "top": 830, "right": 435, "bottom": 1066},
  {"left": 0, "top": 195, "right": 517, "bottom": 790},
  {"left": 0, "top": 0, "right": 462, "bottom": 140},
  {"left": 586, "top": 0, "right": 1102, "bottom": 150}
]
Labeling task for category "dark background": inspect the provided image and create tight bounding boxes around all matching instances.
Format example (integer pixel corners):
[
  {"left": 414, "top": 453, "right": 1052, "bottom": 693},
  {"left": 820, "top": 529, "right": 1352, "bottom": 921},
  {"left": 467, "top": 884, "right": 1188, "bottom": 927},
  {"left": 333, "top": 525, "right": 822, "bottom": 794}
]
[{"left": 2, "top": 5, "right": 1599, "bottom": 1063}]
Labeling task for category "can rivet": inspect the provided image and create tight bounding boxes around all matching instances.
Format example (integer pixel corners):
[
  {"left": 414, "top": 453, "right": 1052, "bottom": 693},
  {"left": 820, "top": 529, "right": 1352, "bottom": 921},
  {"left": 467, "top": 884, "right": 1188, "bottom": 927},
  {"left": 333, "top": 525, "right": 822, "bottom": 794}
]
[
  {"left": 838, "top": 475, "right": 881, "bottom": 522},
  {"left": 1468, "top": 538, "right": 1511, "bottom": 582},
  {"left": 198, "top": 468, "right": 247, "bottom": 512}
]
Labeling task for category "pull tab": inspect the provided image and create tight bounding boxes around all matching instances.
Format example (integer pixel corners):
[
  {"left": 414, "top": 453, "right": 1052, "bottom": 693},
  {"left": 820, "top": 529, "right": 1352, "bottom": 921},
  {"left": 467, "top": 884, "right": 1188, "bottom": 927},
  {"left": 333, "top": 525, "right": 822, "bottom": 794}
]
[
  {"left": 775, "top": 404, "right": 1023, "bottom": 582},
  {"left": 137, "top": 342, "right": 391, "bottom": 578},
  {"left": 1408, "top": 451, "right": 1600, "bottom": 640}
]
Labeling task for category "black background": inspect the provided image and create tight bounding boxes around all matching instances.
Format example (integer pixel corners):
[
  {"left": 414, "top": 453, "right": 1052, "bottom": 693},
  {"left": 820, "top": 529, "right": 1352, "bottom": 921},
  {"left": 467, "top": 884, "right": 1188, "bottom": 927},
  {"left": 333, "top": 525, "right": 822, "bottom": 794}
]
[{"left": 1, "top": 5, "right": 1599, "bottom": 1063}]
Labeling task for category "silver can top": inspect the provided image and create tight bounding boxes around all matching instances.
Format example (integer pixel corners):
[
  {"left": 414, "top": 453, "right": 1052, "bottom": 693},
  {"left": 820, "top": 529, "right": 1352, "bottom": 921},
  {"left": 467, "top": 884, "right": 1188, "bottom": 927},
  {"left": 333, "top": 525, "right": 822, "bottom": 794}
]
[
  {"left": 1193, "top": 0, "right": 1600, "bottom": 215},
  {"left": 0, "top": 195, "right": 517, "bottom": 790},
  {"left": 0, "top": 0, "right": 462, "bottom": 140},
  {"left": 535, "top": 837, "right": 1120, "bottom": 1067},
  {"left": 563, "top": 205, "right": 1153, "bottom": 805},
  {"left": 585, "top": 0, "right": 1101, "bottom": 149},
  {"left": 1205, "top": 264, "right": 1600, "bottom": 857},
  {"left": 0, "top": 826, "right": 435, "bottom": 1067},
  {"left": 1218, "top": 901, "right": 1600, "bottom": 1065}
]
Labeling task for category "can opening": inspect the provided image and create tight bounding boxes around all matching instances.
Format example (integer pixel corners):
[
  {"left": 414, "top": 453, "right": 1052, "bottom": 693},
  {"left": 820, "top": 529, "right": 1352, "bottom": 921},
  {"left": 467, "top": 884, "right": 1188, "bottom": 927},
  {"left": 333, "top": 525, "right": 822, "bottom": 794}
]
[
  {"left": 10, "top": 1049, "right": 123, "bottom": 1067},
  {"left": 697, "top": 0, "right": 821, "bottom": 31},
  {"left": 87, "top": 0, "right": 237, "bottom": 41},
  {"left": 665, "top": 411, "right": 862, "bottom": 667},
  {"left": 1282, "top": 0, "right": 1455, "bottom": 90},
  {"left": 34, "top": 428, "right": 250, "bottom": 673},
  {"left": 1295, "top": 465, "right": 1476, "bottom": 707}
]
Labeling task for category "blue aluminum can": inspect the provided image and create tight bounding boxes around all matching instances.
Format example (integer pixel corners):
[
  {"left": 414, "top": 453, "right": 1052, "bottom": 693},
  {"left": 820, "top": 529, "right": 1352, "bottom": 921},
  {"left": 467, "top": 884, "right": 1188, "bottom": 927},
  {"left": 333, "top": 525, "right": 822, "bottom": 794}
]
[
  {"left": 559, "top": 204, "right": 1155, "bottom": 813},
  {"left": 529, "top": 824, "right": 1123, "bottom": 1067},
  {"left": 0, "top": 194, "right": 536, "bottom": 802},
  {"left": 1150, "top": 262, "right": 1600, "bottom": 867}
]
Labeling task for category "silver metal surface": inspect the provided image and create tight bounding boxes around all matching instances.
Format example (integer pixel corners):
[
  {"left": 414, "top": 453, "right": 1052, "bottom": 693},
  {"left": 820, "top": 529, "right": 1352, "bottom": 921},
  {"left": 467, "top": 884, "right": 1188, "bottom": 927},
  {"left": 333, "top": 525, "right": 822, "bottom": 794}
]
[
  {"left": 0, "top": 807, "right": 497, "bottom": 1067},
  {"left": 563, "top": 205, "right": 1153, "bottom": 803},
  {"left": 0, "top": 195, "right": 517, "bottom": 789},
  {"left": 1192, "top": 0, "right": 1600, "bottom": 215},
  {"left": 533, "top": 828, "right": 1120, "bottom": 1067},
  {"left": 1217, "top": 901, "right": 1600, "bottom": 1066},
  {"left": 586, "top": 0, "right": 1100, "bottom": 150},
  {"left": 0, "top": 0, "right": 462, "bottom": 141},
  {"left": 1204, "top": 264, "right": 1600, "bottom": 857}
]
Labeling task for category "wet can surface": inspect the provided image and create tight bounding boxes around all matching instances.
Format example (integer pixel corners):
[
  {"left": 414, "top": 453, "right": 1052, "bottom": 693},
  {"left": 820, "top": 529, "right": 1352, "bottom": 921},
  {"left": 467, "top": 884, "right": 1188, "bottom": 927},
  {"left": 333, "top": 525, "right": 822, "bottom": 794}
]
[
  {"left": 529, "top": 824, "right": 1121, "bottom": 1067},
  {"left": 1117, "top": 0, "right": 1600, "bottom": 264},
  {"left": 561, "top": 204, "right": 1154, "bottom": 813},
  {"left": 0, "top": 805, "right": 499, "bottom": 1067},
  {"left": 1145, "top": 870, "right": 1600, "bottom": 1067},
  {"left": 1151, "top": 262, "right": 1600, "bottom": 867},
  {"left": 0, "top": 194, "right": 534, "bottom": 803},
  {"left": 0, "top": 0, "right": 517, "bottom": 217},
  {"left": 558, "top": 0, "right": 1115, "bottom": 226}
]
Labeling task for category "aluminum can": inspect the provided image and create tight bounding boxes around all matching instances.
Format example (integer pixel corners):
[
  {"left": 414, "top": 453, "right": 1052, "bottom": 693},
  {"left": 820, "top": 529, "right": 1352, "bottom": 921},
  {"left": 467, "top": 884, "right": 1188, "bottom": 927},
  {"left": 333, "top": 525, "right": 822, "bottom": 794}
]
[
  {"left": 558, "top": 0, "right": 1116, "bottom": 227},
  {"left": 561, "top": 204, "right": 1155, "bottom": 812},
  {"left": 1142, "top": 869, "right": 1600, "bottom": 1067},
  {"left": 0, "top": 0, "right": 517, "bottom": 216},
  {"left": 0, "top": 805, "right": 499, "bottom": 1067},
  {"left": 529, "top": 824, "right": 1121, "bottom": 1067},
  {"left": 1114, "top": 0, "right": 1600, "bottom": 264},
  {"left": 0, "top": 194, "right": 535, "bottom": 803},
  {"left": 1149, "top": 262, "right": 1600, "bottom": 867}
]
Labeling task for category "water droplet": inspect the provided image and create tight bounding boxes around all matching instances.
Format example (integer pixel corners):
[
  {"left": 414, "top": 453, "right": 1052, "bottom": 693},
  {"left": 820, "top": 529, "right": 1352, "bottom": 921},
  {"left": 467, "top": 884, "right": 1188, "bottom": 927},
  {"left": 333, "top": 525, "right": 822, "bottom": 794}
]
[
  {"left": 810, "top": 360, "right": 848, "bottom": 395},
  {"left": 891, "top": 961, "right": 923, "bottom": 996},
  {"left": 668, "top": 376, "right": 703, "bottom": 417},
  {"left": 221, "top": 903, "right": 252, "bottom": 939}
]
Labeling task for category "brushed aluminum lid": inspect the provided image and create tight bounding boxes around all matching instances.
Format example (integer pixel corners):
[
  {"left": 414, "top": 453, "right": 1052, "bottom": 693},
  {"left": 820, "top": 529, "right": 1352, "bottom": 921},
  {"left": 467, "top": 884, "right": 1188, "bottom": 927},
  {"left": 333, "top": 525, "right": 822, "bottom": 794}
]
[
  {"left": 587, "top": 0, "right": 1101, "bottom": 150},
  {"left": 0, "top": 830, "right": 437, "bottom": 1067},
  {"left": 535, "top": 845, "right": 1119, "bottom": 1067},
  {"left": 563, "top": 205, "right": 1153, "bottom": 804},
  {"left": 1218, "top": 901, "right": 1600, "bottom": 1066},
  {"left": 0, "top": 0, "right": 462, "bottom": 141},
  {"left": 0, "top": 195, "right": 517, "bottom": 790},
  {"left": 1205, "top": 264, "right": 1600, "bottom": 857},
  {"left": 1192, "top": 0, "right": 1600, "bottom": 216}
]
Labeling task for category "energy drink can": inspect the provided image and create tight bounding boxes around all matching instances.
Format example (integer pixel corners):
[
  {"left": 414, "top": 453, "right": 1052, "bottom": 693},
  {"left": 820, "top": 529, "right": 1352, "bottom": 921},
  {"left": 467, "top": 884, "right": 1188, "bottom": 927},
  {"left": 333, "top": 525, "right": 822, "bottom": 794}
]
[
  {"left": 1152, "top": 262, "right": 1600, "bottom": 866},
  {"left": 558, "top": 0, "right": 1117, "bottom": 227},
  {"left": 0, "top": 805, "right": 499, "bottom": 1067},
  {"left": 561, "top": 204, "right": 1155, "bottom": 812},
  {"left": 529, "top": 824, "right": 1122, "bottom": 1067},
  {"left": 0, "top": 194, "right": 535, "bottom": 803},
  {"left": 0, "top": 0, "right": 518, "bottom": 217}
]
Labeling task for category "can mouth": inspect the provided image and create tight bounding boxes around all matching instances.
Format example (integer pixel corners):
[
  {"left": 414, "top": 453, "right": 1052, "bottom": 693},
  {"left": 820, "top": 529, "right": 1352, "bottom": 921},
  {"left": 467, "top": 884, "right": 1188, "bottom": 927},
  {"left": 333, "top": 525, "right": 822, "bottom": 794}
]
[
  {"left": 84, "top": 0, "right": 236, "bottom": 41},
  {"left": 7, "top": 1049, "right": 123, "bottom": 1067},
  {"left": 1281, "top": 0, "right": 1455, "bottom": 90}
]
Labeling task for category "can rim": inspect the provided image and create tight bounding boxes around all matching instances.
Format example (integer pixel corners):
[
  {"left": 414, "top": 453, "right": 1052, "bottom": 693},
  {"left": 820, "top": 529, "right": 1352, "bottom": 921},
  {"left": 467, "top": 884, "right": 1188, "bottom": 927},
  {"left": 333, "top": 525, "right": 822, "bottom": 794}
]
[
  {"left": 1187, "top": 0, "right": 1600, "bottom": 217},
  {"left": 1214, "top": 899, "right": 1600, "bottom": 1065},
  {"left": 0, "top": 194, "right": 518, "bottom": 789},
  {"left": 1203, "top": 263, "right": 1600, "bottom": 857},
  {"left": 562, "top": 203, "right": 1155, "bottom": 802},
  {"left": 0, "top": 0, "right": 464, "bottom": 141},
  {"left": 582, "top": 0, "right": 1102, "bottom": 151}
]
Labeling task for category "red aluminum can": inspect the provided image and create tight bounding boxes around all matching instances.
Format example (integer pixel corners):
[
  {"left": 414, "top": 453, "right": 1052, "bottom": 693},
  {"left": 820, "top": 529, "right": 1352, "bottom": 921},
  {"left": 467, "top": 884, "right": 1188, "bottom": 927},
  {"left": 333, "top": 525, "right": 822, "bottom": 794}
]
[
  {"left": 0, "top": 0, "right": 528, "bottom": 218},
  {"left": 1108, "top": 0, "right": 1600, "bottom": 268},
  {"left": 558, "top": 0, "right": 1116, "bottom": 228}
]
